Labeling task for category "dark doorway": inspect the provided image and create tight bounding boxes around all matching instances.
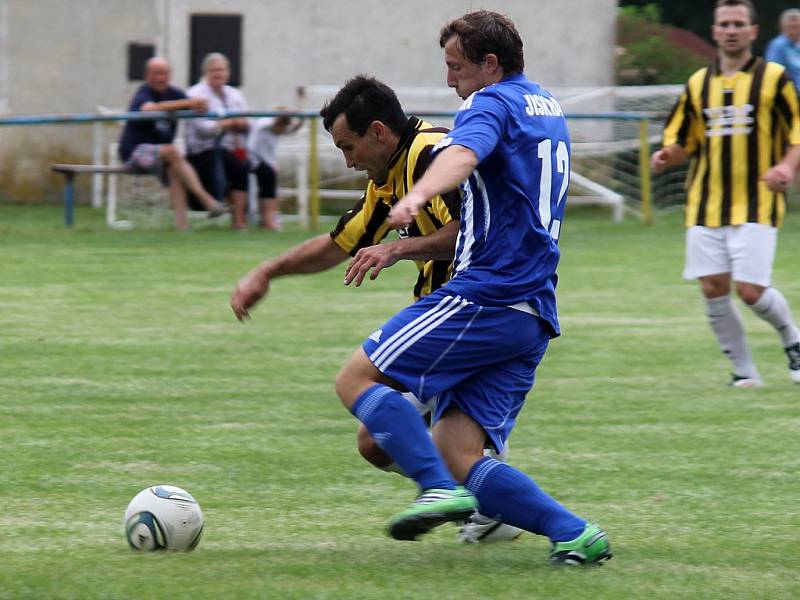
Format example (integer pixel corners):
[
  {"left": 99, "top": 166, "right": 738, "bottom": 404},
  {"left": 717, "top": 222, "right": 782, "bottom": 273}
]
[
  {"left": 189, "top": 14, "right": 243, "bottom": 87},
  {"left": 127, "top": 42, "right": 155, "bottom": 81}
]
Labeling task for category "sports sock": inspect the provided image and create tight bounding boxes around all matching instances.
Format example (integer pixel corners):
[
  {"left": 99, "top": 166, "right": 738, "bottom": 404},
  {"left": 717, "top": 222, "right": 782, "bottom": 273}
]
[
  {"left": 705, "top": 295, "right": 759, "bottom": 378},
  {"left": 750, "top": 287, "right": 800, "bottom": 348},
  {"left": 464, "top": 456, "right": 585, "bottom": 542},
  {"left": 352, "top": 384, "right": 456, "bottom": 491}
]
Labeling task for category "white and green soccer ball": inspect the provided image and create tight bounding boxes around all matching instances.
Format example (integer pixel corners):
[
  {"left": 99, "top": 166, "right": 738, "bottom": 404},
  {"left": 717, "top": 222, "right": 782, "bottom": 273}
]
[{"left": 124, "top": 485, "right": 204, "bottom": 551}]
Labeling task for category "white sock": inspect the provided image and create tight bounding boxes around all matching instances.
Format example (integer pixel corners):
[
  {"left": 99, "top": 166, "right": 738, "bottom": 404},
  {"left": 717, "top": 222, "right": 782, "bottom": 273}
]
[
  {"left": 750, "top": 287, "right": 800, "bottom": 348},
  {"left": 706, "top": 296, "right": 759, "bottom": 378}
]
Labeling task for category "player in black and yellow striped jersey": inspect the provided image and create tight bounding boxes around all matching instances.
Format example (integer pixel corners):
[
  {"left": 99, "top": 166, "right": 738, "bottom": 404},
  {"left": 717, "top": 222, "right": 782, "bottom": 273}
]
[
  {"left": 230, "top": 75, "right": 460, "bottom": 462},
  {"left": 329, "top": 115, "right": 460, "bottom": 300},
  {"left": 661, "top": 56, "right": 799, "bottom": 228},
  {"left": 652, "top": 0, "right": 800, "bottom": 386},
  {"left": 230, "top": 78, "right": 460, "bottom": 320},
  {"left": 231, "top": 75, "right": 522, "bottom": 543}
]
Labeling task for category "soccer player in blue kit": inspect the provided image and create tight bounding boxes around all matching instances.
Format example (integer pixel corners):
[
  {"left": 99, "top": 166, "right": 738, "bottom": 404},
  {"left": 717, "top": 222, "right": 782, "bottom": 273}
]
[{"left": 335, "top": 10, "right": 612, "bottom": 565}]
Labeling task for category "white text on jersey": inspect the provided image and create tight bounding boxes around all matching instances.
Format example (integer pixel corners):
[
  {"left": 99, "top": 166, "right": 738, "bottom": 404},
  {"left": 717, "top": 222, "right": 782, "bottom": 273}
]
[{"left": 524, "top": 94, "right": 564, "bottom": 117}]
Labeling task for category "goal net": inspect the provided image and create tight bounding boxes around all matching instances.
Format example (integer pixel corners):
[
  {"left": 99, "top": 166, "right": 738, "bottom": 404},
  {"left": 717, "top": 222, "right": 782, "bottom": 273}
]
[{"left": 300, "top": 84, "right": 690, "bottom": 222}]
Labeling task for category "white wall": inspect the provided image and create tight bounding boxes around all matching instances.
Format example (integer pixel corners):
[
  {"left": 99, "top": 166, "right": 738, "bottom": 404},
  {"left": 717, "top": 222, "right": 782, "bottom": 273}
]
[
  {"left": 0, "top": 0, "right": 617, "bottom": 199},
  {"left": 163, "top": 0, "right": 616, "bottom": 109},
  {"left": 0, "top": 0, "right": 9, "bottom": 114}
]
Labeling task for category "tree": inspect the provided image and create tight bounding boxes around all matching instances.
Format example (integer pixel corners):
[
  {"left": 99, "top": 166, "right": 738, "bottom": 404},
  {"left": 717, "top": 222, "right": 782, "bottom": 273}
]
[
  {"left": 619, "top": 0, "right": 784, "bottom": 54},
  {"left": 616, "top": 5, "right": 709, "bottom": 85}
]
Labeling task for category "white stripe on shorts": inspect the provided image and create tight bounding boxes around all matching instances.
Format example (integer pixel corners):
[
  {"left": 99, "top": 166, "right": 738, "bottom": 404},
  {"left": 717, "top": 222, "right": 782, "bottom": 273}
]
[{"left": 370, "top": 295, "right": 471, "bottom": 372}]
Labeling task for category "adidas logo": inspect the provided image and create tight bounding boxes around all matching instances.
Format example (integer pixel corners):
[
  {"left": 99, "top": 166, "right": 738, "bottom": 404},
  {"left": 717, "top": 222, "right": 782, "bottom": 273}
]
[{"left": 369, "top": 329, "right": 382, "bottom": 343}]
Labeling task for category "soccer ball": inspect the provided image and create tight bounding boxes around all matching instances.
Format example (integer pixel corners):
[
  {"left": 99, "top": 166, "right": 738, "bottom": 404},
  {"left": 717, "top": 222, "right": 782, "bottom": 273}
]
[{"left": 124, "top": 485, "right": 204, "bottom": 551}]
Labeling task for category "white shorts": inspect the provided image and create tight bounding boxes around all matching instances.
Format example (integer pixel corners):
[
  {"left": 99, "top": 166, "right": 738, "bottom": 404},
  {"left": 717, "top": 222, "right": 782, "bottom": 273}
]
[{"left": 683, "top": 224, "right": 777, "bottom": 286}]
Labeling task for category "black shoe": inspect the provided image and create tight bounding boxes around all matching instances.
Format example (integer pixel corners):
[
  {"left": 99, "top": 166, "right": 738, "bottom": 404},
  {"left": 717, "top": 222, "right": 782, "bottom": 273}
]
[{"left": 785, "top": 342, "right": 800, "bottom": 383}]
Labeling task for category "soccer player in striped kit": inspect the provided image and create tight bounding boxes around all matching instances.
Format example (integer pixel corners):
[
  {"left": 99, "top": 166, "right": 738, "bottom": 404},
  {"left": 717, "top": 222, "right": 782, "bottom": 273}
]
[
  {"left": 652, "top": 0, "right": 800, "bottom": 387},
  {"left": 335, "top": 10, "right": 611, "bottom": 565}
]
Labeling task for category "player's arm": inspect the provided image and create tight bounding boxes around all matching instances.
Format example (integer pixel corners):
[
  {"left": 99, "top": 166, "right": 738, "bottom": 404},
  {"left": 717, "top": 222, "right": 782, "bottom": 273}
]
[
  {"left": 343, "top": 219, "right": 459, "bottom": 287},
  {"left": 651, "top": 143, "right": 688, "bottom": 174},
  {"left": 763, "top": 144, "right": 800, "bottom": 192},
  {"left": 651, "top": 84, "right": 698, "bottom": 174},
  {"left": 388, "top": 145, "right": 477, "bottom": 228},
  {"left": 763, "top": 73, "right": 800, "bottom": 192},
  {"left": 230, "top": 234, "right": 349, "bottom": 321}
]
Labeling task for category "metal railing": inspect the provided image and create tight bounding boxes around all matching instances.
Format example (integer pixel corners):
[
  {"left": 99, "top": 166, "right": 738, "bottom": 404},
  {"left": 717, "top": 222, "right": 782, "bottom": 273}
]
[{"left": 0, "top": 109, "right": 664, "bottom": 227}]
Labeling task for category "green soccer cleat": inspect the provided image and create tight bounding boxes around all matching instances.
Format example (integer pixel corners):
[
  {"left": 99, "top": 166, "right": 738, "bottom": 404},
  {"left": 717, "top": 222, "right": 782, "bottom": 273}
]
[
  {"left": 549, "top": 523, "right": 613, "bottom": 566},
  {"left": 387, "top": 487, "right": 478, "bottom": 541}
]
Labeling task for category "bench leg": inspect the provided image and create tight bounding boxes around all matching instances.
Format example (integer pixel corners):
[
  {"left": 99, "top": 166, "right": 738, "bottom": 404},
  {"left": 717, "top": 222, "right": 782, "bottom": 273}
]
[{"left": 64, "top": 173, "right": 75, "bottom": 227}]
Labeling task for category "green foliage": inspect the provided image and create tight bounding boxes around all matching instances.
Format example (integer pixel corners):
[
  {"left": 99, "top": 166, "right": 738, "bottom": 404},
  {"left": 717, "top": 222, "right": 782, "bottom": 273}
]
[
  {"left": 617, "top": 4, "right": 708, "bottom": 85},
  {"left": 619, "top": 0, "right": 784, "bottom": 55},
  {"left": 1, "top": 204, "right": 799, "bottom": 598}
]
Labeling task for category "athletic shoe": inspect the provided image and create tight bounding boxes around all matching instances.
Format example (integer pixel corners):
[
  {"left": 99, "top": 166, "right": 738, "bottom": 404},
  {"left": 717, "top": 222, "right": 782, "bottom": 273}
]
[
  {"left": 387, "top": 487, "right": 477, "bottom": 541},
  {"left": 730, "top": 374, "right": 763, "bottom": 388},
  {"left": 549, "top": 522, "right": 612, "bottom": 566},
  {"left": 456, "top": 513, "right": 524, "bottom": 544},
  {"left": 785, "top": 343, "right": 800, "bottom": 383}
]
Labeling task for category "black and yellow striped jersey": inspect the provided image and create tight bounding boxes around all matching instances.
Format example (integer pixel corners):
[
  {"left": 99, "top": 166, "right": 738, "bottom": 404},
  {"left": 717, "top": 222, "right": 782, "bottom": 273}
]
[
  {"left": 662, "top": 56, "right": 800, "bottom": 227},
  {"left": 330, "top": 117, "right": 461, "bottom": 300}
]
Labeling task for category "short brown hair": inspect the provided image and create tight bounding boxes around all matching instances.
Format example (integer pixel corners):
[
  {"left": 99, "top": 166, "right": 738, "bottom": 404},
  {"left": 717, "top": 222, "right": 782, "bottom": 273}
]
[
  {"left": 715, "top": 0, "right": 757, "bottom": 24},
  {"left": 439, "top": 10, "right": 524, "bottom": 75}
]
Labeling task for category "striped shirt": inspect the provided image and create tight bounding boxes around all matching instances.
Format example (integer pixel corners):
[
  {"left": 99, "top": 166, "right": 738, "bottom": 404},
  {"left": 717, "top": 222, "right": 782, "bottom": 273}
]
[
  {"left": 662, "top": 56, "right": 800, "bottom": 227},
  {"left": 330, "top": 117, "right": 461, "bottom": 300}
]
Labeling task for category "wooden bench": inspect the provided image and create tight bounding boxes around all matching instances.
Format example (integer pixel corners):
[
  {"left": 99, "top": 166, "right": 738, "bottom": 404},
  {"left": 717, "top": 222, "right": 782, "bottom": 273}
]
[{"left": 52, "top": 164, "right": 132, "bottom": 227}]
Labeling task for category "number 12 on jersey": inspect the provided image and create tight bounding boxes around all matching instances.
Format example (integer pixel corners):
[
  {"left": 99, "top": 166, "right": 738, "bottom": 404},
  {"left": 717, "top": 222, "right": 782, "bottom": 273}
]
[{"left": 537, "top": 139, "right": 569, "bottom": 241}]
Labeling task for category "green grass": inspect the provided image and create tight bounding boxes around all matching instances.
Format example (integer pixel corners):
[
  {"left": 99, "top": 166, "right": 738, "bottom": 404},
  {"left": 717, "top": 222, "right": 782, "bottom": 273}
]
[{"left": 1, "top": 203, "right": 799, "bottom": 599}]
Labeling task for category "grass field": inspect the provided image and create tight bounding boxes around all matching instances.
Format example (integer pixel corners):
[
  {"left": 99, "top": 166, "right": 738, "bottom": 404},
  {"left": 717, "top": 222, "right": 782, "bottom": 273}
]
[{"left": 1, "top": 203, "right": 798, "bottom": 599}]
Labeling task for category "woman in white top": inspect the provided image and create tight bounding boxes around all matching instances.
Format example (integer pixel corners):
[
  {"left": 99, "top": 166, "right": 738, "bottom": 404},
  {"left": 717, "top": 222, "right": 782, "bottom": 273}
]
[{"left": 185, "top": 53, "right": 250, "bottom": 229}]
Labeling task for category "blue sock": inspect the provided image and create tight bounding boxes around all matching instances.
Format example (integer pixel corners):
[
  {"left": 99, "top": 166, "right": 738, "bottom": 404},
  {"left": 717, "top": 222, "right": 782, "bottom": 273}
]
[
  {"left": 351, "top": 384, "right": 456, "bottom": 491},
  {"left": 465, "top": 456, "right": 585, "bottom": 542}
]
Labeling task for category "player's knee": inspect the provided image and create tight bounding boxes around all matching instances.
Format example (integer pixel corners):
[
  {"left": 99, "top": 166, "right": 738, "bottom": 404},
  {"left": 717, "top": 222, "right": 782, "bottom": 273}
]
[
  {"left": 336, "top": 349, "right": 380, "bottom": 409},
  {"left": 356, "top": 425, "right": 392, "bottom": 468},
  {"left": 701, "top": 277, "right": 729, "bottom": 299},
  {"left": 334, "top": 364, "right": 357, "bottom": 408},
  {"left": 736, "top": 282, "right": 764, "bottom": 306}
]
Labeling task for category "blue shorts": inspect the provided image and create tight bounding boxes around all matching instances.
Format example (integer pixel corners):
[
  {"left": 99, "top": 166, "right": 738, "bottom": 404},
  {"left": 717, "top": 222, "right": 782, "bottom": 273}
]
[{"left": 362, "top": 289, "right": 550, "bottom": 453}]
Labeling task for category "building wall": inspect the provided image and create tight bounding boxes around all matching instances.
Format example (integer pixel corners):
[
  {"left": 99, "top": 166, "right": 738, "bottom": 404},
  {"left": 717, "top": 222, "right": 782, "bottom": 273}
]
[{"left": 0, "top": 0, "right": 616, "bottom": 200}]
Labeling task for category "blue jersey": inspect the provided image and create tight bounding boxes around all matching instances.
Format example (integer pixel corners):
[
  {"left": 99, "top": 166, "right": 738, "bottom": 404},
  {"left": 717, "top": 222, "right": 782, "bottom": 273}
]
[{"left": 437, "top": 73, "right": 569, "bottom": 336}]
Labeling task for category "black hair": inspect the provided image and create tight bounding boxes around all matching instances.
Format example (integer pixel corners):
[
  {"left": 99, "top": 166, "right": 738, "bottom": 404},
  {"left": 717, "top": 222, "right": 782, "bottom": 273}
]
[{"left": 320, "top": 75, "right": 407, "bottom": 135}]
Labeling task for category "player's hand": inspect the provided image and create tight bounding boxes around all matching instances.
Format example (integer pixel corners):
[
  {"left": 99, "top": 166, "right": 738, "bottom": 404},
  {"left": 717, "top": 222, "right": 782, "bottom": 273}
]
[
  {"left": 388, "top": 191, "right": 427, "bottom": 228},
  {"left": 650, "top": 149, "right": 669, "bottom": 174},
  {"left": 344, "top": 244, "right": 400, "bottom": 287},
  {"left": 230, "top": 269, "right": 270, "bottom": 322},
  {"left": 762, "top": 163, "right": 794, "bottom": 193}
]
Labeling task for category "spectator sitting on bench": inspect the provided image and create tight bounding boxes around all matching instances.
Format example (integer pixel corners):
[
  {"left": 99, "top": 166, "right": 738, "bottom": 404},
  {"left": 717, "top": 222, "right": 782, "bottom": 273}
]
[
  {"left": 117, "top": 56, "right": 227, "bottom": 231},
  {"left": 185, "top": 53, "right": 250, "bottom": 230}
]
